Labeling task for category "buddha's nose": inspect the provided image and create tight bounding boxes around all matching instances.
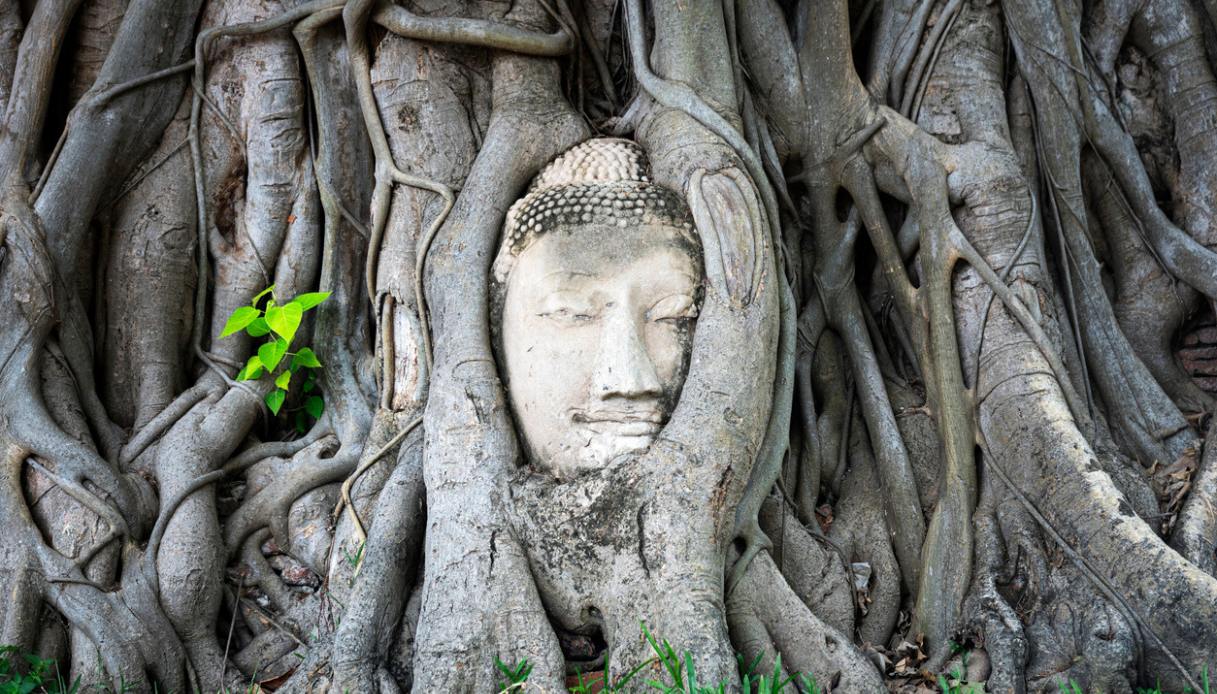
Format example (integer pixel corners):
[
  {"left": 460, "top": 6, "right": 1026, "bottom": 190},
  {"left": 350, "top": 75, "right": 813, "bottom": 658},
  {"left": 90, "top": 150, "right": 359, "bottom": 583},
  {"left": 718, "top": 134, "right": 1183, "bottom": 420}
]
[{"left": 591, "top": 309, "right": 663, "bottom": 400}]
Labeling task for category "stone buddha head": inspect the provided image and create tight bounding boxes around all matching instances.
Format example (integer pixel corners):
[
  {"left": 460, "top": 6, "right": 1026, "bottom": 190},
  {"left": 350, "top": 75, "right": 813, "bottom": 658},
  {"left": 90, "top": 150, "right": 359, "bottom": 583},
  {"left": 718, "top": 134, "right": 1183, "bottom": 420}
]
[{"left": 492, "top": 139, "right": 704, "bottom": 480}]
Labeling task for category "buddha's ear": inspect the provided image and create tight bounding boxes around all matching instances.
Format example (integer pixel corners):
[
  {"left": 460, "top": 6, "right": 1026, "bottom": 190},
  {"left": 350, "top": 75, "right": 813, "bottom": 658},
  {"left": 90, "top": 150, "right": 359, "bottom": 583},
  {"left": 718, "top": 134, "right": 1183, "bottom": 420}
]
[{"left": 687, "top": 166, "right": 768, "bottom": 307}]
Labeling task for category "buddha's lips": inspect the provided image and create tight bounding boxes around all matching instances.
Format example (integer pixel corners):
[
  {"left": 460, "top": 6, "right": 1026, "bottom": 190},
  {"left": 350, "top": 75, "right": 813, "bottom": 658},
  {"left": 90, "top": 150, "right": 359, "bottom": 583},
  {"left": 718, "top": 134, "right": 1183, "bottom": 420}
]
[{"left": 571, "top": 408, "right": 665, "bottom": 437}]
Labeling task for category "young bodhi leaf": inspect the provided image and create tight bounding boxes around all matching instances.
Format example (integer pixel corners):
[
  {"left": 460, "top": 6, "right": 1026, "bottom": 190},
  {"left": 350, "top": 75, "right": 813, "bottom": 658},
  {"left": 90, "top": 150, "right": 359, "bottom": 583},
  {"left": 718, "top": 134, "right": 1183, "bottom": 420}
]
[
  {"left": 258, "top": 337, "right": 289, "bottom": 372},
  {"left": 266, "top": 302, "right": 303, "bottom": 343},
  {"left": 236, "top": 355, "right": 264, "bottom": 381},
  {"left": 291, "top": 347, "right": 322, "bottom": 371},
  {"left": 275, "top": 370, "right": 292, "bottom": 390},
  {"left": 220, "top": 306, "right": 261, "bottom": 338},
  {"left": 246, "top": 317, "right": 271, "bottom": 337},
  {"left": 265, "top": 390, "right": 286, "bottom": 415},
  {"left": 304, "top": 395, "right": 324, "bottom": 419},
  {"left": 292, "top": 291, "right": 331, "bottom": 311}
]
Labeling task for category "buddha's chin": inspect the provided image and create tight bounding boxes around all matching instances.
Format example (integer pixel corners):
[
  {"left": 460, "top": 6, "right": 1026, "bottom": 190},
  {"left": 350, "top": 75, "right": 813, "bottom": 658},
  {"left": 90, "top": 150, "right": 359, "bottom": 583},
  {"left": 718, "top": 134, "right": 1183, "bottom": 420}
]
[
  {"left": 592, "top": 433, "right": 655, "bottom": 461},
  {"left": 546, "top": 432, "right": 657, "bottom": 479}
]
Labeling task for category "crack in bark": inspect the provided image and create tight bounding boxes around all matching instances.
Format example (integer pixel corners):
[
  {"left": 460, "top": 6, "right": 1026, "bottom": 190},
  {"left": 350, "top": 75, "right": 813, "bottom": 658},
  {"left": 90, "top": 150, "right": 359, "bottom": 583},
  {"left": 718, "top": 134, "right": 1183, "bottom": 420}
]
[{"left": 635, "top": 501, "right": 649, "bottom": 578}]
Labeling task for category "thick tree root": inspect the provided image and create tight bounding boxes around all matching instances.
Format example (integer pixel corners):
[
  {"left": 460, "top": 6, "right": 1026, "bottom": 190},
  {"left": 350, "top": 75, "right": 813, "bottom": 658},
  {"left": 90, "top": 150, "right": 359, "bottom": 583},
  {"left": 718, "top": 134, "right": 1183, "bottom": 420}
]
[
  {"left": 1171, "top": 423, "right": 1217, "bottom": 575},
  {"left": 728, "top": 551, "right": 885, "bottom": 691},
  {"left": 331, "top": 435, "right": 423, "bottom": 693},
  {"left": 409, "top": 5, "right": 589, "bottom": 687}
]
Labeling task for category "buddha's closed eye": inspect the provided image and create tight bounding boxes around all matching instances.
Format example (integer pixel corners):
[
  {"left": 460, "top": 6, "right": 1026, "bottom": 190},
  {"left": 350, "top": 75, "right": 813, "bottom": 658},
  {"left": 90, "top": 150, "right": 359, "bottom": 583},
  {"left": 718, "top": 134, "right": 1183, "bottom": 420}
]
[
  {"left": 537, "top": 293, "right": 598, "bottom": 325},
  {"left": 647, "top": 294, "right": 698, "bottom": 323},
  {"left": 538, "top": 308, "right": 597, "bottom": 324}
]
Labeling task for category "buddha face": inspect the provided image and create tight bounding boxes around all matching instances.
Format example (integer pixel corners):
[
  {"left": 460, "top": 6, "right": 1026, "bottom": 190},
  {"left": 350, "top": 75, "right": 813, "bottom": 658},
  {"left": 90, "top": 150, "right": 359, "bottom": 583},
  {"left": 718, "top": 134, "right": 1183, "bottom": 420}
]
[{"left": 500, "top": 223, "right": 702, "bottom": 479}]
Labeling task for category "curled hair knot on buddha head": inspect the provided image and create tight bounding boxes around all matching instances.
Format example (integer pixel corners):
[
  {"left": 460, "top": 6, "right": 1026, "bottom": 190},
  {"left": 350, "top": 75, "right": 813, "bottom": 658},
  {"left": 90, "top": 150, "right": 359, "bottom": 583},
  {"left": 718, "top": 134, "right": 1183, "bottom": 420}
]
[{"left": 492, "top": 138, "right": 700, "bottom": 290}]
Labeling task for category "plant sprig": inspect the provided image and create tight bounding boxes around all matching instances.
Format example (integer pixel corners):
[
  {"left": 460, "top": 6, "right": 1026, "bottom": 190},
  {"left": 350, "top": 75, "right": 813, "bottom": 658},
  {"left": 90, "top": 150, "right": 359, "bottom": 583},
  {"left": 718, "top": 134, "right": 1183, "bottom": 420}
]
[
  {"left": 0, "top": 645, "right": 80, "bottom": 694},
  {"left": 495, "top": 657, "right": 534, "bottom": 691},
  {"left": 220, "top": 285, "right": 329, "bottom": 426},
  {"left": 494, "top": 622, "right": 822, "bottom": 694}
]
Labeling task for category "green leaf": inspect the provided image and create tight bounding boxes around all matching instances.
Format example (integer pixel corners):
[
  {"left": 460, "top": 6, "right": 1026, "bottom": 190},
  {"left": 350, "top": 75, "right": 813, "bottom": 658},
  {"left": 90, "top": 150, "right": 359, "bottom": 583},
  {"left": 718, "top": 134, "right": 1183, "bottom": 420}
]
[
  {"left": 275, "top": 370, "right": 292, "bottom": 390},
  {"left": 220, "top": 306, "right": 261, "bottom": 338},
  {"left": 22, "top": 653, "right": 44, "bottom": 673},
  {"left": 302, "top": 373, "right": 316, "bottom": 393},
  {"left": 265, "top": 301, "right": 304, "bottom": 343},
  {"left": 292, "top": 291, "right": 331, "bottom": 311},
  {"left": 247, "top": 317, "right": 271, "bottom": 337},
  {"left": 251, "top": 285, "right": 276, "bottom": 306},
  {"left": 236, "top": 355, "right": 264, "bottom": 381},
  {"left": 291, "top": 347, "right": 322, "bottom": 370},
  {"left": 258, "top": 337, "right": 289, "bottom": 372},
  {"left": 295, "top": 411, "right": 309, "bottom": 433},
  {"left": 305, "top": 395, "right": 324, "bottom": 419},
  {"left": 265, "top": 389, "right": 286, "bottom": 415}
]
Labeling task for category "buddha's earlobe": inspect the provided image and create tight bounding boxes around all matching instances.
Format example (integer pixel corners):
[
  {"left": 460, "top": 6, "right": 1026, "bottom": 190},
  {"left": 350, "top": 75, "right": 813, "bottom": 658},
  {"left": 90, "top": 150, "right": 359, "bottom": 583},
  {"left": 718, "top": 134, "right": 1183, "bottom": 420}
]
[{"left": 687, "top": 166, "right": 767, "bottom": 308}]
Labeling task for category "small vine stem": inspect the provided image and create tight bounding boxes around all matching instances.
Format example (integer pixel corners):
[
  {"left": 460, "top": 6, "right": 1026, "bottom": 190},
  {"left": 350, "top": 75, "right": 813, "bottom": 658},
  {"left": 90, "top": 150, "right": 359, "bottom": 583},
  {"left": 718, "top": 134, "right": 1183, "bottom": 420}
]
[
  {"left": 334, "top": 415, "right": 423, "bottom": 550},
  {"left": 119, "top": 384, "right": 210, "bottom": 467}
]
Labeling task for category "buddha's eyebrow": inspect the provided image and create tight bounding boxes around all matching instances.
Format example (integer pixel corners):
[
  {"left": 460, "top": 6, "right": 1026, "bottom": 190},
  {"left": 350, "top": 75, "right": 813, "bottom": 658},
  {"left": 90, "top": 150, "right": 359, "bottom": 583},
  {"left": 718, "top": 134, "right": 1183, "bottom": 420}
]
[
  {"left": 651, "top": 271, "right": 699, "bottom": 288},
  {"left": 541, "top": 270, "right": 598, "bottom": 281}
]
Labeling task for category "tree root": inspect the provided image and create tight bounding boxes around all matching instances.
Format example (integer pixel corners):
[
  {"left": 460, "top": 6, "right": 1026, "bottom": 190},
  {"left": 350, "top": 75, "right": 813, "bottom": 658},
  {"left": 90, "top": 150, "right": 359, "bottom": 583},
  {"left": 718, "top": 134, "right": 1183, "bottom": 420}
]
[
  {"left": 622, "top": 0, "right": 797, "bottom": 596},
  {"left": 760, "top": 495, "right": 855, "bottom": 639},
  {"left": 10, "top": 0, "right": 1217, "bottom": 692},
  {"left": 729, "top": 550, "right": 885, "bottom": 691},
  {"left": 1171, "top": 422, "right": 1217, "bottom": 575},
  {"left": 331, "top": 433, "right": 424, "bottom": 693},
  {"left": 1081, "top": 151, "right": 1213, "bottom": 414},
  {"left": 410, "top": 22, "right": 588, "bottom": 683},
  {"left": 961, "top": 484, "right": 1028, "bottom": 693},
  {"left": 225, "top": 438, "right": 349, "bottom": 559},
  {"left": 118, "top": 384, "right": 210, "bottom": 468},
  {"left": 824, "top": 441, "right": 902, "bottom": 648},
  {"left": 979, "top": 421, "right": 1210, "bottom": 690}
]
